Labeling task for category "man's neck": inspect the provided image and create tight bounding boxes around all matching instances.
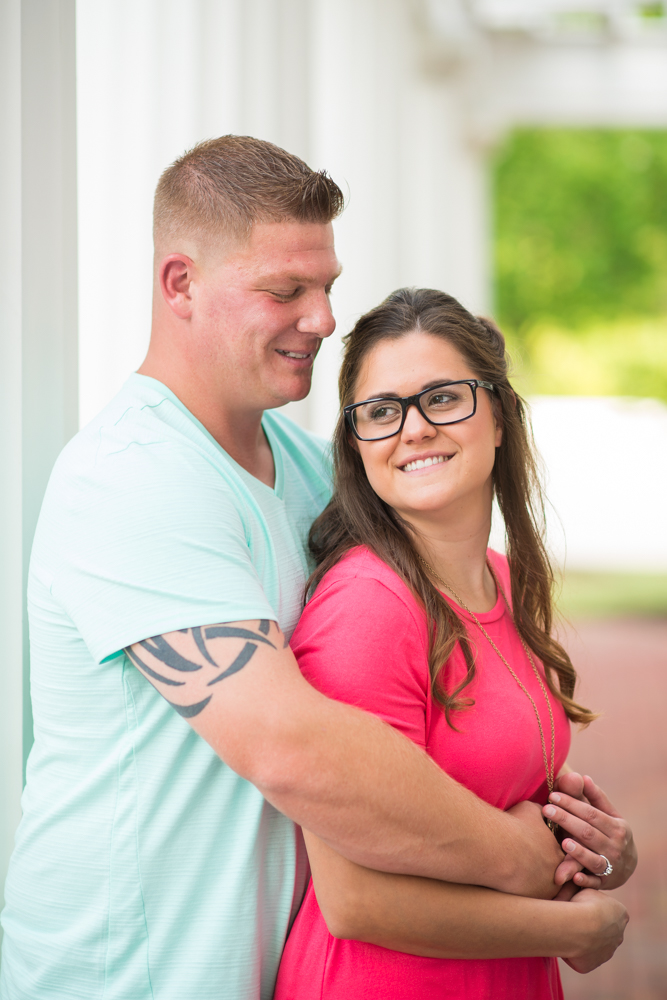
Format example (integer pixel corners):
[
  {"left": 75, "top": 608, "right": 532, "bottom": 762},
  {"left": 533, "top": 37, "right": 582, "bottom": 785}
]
[{"left": 138, "top": 357, "right": 276, "bottom": 488}]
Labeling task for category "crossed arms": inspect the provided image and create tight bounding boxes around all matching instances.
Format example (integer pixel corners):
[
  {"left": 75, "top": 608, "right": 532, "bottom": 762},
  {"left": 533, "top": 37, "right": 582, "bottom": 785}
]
[
  {"left": 125, "top": 619, "right": 566, "bottom": 893},
  {"left": 125, "top": 618, "right": 633, "bottom": 966}
]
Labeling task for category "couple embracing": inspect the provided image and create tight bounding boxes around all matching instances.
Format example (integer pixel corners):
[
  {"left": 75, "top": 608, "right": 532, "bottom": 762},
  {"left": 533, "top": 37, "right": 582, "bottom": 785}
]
[{"left": 0, "top": 136, "right": 635, "bottom": 1000}]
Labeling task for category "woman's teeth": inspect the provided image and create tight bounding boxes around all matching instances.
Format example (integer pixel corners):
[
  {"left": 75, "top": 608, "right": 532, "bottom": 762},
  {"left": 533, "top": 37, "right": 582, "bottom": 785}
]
[
  {"left": 278, "top": 350, "right": 310, "bottom": 359},
  {"left": 401, "top": 455, "right": 449, "bottom": 473}
]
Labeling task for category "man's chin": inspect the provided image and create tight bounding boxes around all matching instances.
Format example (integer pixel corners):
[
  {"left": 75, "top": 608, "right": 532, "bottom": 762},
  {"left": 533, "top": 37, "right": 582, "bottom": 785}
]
[{"left": 264, "top": 374, "right": 313, "bottom": 410}]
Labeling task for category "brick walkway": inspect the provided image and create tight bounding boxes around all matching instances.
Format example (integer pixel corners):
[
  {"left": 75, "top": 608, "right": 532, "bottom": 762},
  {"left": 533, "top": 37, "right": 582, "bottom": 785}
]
[{"left": 556, "top": 618, "right": 667, "bottom": 1000}]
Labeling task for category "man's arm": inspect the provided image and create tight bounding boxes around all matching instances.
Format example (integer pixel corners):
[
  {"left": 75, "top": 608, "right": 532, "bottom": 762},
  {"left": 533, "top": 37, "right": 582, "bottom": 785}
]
[
  {"left": 126, "top": 619, "right": 565, "bottom": 896},
  {"left": 302, "top": 831, "right": 628, "bottom": 972}
]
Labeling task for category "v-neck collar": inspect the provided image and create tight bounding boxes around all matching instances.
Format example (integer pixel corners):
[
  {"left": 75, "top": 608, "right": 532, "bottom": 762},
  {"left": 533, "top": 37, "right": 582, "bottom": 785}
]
[{"left": 130, "top": 373, "right": 285, "bottom": 499}]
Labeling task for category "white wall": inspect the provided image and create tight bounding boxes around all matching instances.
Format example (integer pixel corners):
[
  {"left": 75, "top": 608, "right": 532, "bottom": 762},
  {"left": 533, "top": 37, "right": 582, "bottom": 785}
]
[
  {"left": 76, "top": 0, "right": 491, "bottom": 436},
  {"left": 0, "top": 0, "right": 79, "bottom": 944},
  {"left": 530, "top": 396, "right": 667, "bottom": 572},
  {"left": 0, "top": 0, "right": 25, "bottom": 943}
]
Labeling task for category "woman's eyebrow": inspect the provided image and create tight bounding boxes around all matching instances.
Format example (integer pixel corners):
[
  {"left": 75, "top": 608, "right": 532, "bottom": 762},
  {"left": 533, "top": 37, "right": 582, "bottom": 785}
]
[{"left": 360, "top": 379, "right": 460, "bottom": 399}]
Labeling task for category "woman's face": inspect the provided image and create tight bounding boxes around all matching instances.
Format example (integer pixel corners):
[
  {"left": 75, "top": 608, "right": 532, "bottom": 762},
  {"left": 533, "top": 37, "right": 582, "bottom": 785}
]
[{"left": 351, "top": 331, "right": 502, "bottom": 529}]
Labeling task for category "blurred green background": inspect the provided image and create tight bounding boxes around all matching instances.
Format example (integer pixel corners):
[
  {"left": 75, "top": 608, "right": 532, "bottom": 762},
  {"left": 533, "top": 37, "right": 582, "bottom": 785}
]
[
  {"left": 493, "top": 128, "right": 667, "bottom": 618},
  {"left": 493, "top": 128, "right": 667, "bottom": 401}
]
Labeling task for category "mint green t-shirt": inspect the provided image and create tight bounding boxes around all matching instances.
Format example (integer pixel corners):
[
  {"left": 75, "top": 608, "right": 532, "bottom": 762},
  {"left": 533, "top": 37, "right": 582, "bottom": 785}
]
[{"left": 0, "top": 374, "right": 331, "bottom": 1000}]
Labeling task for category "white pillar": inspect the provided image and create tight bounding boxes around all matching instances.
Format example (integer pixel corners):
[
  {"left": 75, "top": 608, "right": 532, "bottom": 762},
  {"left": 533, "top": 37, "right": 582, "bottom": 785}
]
[
  {"left": 0, "top": 0, "right": 78, "bottom": 941},
  {"left": 75, "top": 0, "right": 494, "bottom": 440},
  {"left": 76, "top": 0, "right": 315, "bottom": 429},
  {"left": 307, "top": 0, "right": 492, "bottom": 437},
  {"left": 0, "top": 0, "right": 25, "bottom": 944}
]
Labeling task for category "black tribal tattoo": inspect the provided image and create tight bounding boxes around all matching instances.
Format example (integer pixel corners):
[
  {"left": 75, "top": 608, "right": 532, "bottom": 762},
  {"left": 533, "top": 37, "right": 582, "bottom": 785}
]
[{"left": 125, "top": 620, "right": 279, "bottom": 717}]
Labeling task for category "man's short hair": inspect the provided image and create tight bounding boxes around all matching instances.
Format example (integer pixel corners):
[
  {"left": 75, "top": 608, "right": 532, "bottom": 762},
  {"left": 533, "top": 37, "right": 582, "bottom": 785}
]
[{"left": 153, "top": 135, "right": 345, "bottom": 256}]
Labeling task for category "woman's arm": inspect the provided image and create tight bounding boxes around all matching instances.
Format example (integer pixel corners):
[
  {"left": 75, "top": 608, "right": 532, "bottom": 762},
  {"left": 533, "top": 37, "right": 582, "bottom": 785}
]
[{"left": 305, "top": 831, "right": 628, "bottom": 972}]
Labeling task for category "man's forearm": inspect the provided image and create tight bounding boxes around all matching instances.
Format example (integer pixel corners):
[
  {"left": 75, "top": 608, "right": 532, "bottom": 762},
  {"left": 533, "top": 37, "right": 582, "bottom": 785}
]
[
  {"left": 127, "top": 621, "right": 563, "bottom": 897},
  {"left": 245, "top": 671, "right": 563, "bottom": 897}
]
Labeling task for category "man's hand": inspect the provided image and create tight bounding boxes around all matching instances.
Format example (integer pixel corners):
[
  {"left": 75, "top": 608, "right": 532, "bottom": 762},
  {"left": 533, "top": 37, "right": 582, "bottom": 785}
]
[
  {"left": 504, "top": 800, "right": 566, "bottom": 898},
  {"left": 561, "top": 889, "right": 629, "bottom": 974},
  {"left": 543, "top": 773, "right": 637, "bottom": 891}
]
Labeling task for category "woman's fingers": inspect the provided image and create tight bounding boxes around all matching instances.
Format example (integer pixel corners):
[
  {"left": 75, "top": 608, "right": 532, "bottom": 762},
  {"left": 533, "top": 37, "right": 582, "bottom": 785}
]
[
  {"left": 554, "top": 855, "right": 584, "bottom": 886},
  {"left": 543, "top": 784, "right": 638, "bottom": 890},
  {"left": 554, "top": 770, "right": 585, "bottom": 800},
  {"left": 561, "top": 837, "right": 609, "bottom": 880},
  {"left": 571, "top": 870, "right": 603, "bottom": 889},
  {"left": 544, "top": 792, "right": 616, "bottom": 839}
]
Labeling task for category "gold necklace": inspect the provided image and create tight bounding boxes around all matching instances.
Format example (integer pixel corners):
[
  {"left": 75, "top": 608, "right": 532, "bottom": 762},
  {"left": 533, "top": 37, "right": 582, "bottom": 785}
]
[{"left": 419, "top": 556, "right": 558, "bottom": 832}]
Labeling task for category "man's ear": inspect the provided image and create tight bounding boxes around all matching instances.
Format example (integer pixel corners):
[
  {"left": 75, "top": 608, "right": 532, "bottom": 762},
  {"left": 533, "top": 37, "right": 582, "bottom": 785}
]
[{"left": 159, "top": 254, "right": 196, "bottom": 319}]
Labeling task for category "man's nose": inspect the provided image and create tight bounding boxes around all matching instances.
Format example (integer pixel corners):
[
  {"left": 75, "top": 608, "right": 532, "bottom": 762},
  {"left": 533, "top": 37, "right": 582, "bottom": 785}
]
[
  {"left": 401, "top": 403, "right": 436, "bottom": 441},
  {"left": 296, "top": 290, "right": 336, "bottom": 338}
]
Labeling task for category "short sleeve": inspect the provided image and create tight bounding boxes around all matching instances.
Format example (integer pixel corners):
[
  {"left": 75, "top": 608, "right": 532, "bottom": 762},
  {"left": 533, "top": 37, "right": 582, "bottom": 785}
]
[
  {"left": 38, "top": 438, "right": 277, "bottom": 663},
  {"left": 291, "top": 574, "right": 430, "bottom": 748}
]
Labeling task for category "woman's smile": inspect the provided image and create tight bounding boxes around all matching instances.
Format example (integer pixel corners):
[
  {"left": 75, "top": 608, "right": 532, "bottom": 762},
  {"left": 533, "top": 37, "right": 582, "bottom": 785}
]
[{"left": 397, "top": 451, "right": 454, "bottom": 475}]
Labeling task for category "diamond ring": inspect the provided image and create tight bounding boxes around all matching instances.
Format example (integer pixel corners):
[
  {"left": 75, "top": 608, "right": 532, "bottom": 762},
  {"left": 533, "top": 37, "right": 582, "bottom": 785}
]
[{"left": 599, "top": 854, "right": 613, "bottom": 877}]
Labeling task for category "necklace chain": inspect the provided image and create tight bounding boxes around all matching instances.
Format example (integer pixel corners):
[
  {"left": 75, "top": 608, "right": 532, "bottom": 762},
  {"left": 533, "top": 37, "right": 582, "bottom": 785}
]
[{"left": 419, "top": 556, "right": 557, "bottom": 823}]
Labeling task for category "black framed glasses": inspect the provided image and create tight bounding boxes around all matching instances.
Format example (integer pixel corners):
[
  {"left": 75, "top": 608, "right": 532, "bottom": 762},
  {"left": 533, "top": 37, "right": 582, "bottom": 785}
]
[{"left": 344, "top": 379, "right": 495, "bottom": 442}]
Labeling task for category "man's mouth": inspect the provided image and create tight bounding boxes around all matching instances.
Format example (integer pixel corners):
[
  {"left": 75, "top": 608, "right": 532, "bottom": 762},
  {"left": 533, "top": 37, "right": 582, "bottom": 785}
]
[
  {"left": 400, "top": 455, "right": 452, "bottom": 473},
  {"left": 276, "top": 349, "right": 312, "bottom": 360}
]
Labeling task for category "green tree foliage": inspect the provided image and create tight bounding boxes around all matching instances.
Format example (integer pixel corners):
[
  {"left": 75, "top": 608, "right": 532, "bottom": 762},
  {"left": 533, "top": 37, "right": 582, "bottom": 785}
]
[
  {"left": 493, "top": 128, "right": 667, "bottom": 335},
  {"left": 493, "top": 129, "right": 667, "bottom": 401}
]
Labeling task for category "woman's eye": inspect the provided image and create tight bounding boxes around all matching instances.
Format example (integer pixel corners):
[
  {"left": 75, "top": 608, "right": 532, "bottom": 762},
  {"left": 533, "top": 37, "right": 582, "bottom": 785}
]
[
  {"left": 428, "top": 393, "right": 457, "bottom": 407},
  {"left": 370, "top": 405, "right": 400, "bottom": 421}
]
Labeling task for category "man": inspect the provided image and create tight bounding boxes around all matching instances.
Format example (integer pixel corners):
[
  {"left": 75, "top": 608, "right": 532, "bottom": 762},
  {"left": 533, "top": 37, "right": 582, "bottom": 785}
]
[{"left": 1, "top": 137, "right": 571, "bottom": 1000}]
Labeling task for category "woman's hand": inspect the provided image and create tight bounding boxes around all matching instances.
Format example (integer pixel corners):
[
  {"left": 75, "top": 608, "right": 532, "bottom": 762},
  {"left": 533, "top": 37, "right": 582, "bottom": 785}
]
[
  {"left": 561, "top": 888, "right": 629, "bottom": 974},
  {"left": 542, "top": 773, "right": 637, "bottom": 891}
]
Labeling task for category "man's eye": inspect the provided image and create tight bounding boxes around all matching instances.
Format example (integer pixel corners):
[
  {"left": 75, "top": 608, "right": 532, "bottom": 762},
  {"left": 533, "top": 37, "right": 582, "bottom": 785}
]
[{"left": 270, "top": 289, "right": 299, "bottom": 301}]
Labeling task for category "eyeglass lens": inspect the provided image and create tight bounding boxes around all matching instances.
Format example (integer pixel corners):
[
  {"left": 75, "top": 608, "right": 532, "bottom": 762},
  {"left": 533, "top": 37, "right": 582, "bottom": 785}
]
[{"left": 352, "top": 383, "right": 475, "bottom": 440}]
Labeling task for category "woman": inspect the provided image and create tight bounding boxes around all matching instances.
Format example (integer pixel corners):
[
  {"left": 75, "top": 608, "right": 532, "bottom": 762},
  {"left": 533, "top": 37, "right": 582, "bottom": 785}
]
[{"left": 274, "top": 289, "right": 635, "bottom": 999}]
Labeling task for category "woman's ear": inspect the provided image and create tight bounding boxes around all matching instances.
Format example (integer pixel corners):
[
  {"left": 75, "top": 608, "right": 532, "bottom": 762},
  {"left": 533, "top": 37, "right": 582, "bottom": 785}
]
[
  {"left": 492, "top": 400, "right": 504, "bottom": 449},
  {"left": 347, "top": 432, "right": 360, "bottom": 453}
]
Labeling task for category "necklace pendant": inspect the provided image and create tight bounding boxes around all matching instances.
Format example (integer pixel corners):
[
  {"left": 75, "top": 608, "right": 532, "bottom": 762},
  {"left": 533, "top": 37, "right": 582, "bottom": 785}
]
[{"left": 545, "top": 816, "right": 559, "bottom": 836}]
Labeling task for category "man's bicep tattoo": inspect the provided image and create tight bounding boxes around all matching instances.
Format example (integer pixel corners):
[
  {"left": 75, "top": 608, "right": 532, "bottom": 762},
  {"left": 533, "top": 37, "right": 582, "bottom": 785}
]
[{"left": 124, "top": 620, "right": 285, "bottom": 718}]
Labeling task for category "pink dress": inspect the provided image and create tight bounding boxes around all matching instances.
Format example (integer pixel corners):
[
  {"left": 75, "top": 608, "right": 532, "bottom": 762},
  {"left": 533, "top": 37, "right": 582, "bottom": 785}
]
[{"left": 274, "top": 546, "right": 570, "bottom": 1000}]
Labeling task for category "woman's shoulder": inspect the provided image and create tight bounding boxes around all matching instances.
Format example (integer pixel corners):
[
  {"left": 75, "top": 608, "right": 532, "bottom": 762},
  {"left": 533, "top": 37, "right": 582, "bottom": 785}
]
[
  {"left": 294, "top": 550, "right": 431, "bottom": 738},
  {"left": 307, "top": 546, "right": 426, "bottom": 629},
  {"left": 316, "top": 545, "right": 415, "bottom": 597}
]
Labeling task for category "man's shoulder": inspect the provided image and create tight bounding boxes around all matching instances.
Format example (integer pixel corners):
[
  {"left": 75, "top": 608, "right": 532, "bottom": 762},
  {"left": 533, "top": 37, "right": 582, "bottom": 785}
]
[
  {"left": 263, "top": 410, "right": 331, "bottom": 479},
  {"left": 55, "top": 375, "right": 230, "bottom": 487},
  {"left": 42, "top": 377, "right": 250, "bottom": 544}
]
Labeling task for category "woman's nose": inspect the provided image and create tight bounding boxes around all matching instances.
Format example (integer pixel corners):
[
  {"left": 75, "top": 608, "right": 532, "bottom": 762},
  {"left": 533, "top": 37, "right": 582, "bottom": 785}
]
[{"left": 401, "top": 403, "right": 436, "bottom": 441}]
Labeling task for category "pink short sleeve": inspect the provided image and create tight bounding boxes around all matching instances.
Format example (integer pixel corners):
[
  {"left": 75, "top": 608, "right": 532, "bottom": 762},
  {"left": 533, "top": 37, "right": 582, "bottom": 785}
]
[{"left": 291, "top": 563, "right": 430, "bottom": 748}]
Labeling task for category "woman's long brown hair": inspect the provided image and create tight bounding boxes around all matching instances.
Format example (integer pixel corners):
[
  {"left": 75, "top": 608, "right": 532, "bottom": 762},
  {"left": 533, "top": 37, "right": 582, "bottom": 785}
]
[{"left": 308, "top": 288, "right": 595, "bottom": 727}]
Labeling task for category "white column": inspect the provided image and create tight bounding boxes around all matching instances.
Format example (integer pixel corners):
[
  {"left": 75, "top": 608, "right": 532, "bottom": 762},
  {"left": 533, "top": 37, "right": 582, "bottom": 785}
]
[
  {"left": 76, "top": 0, "right": 315, "bottom": 428},
  {"left": 75, "top": 0, "right": 494, "bottom": 440},
  {"left": 307, "top": 0, "right": 492, "bottom": 437},
  {"left": 0, "top": 0, "right": 25, "bottom": 943},
  {"left": 0, "top": 0, "right": 78, "bottom": 940}
]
